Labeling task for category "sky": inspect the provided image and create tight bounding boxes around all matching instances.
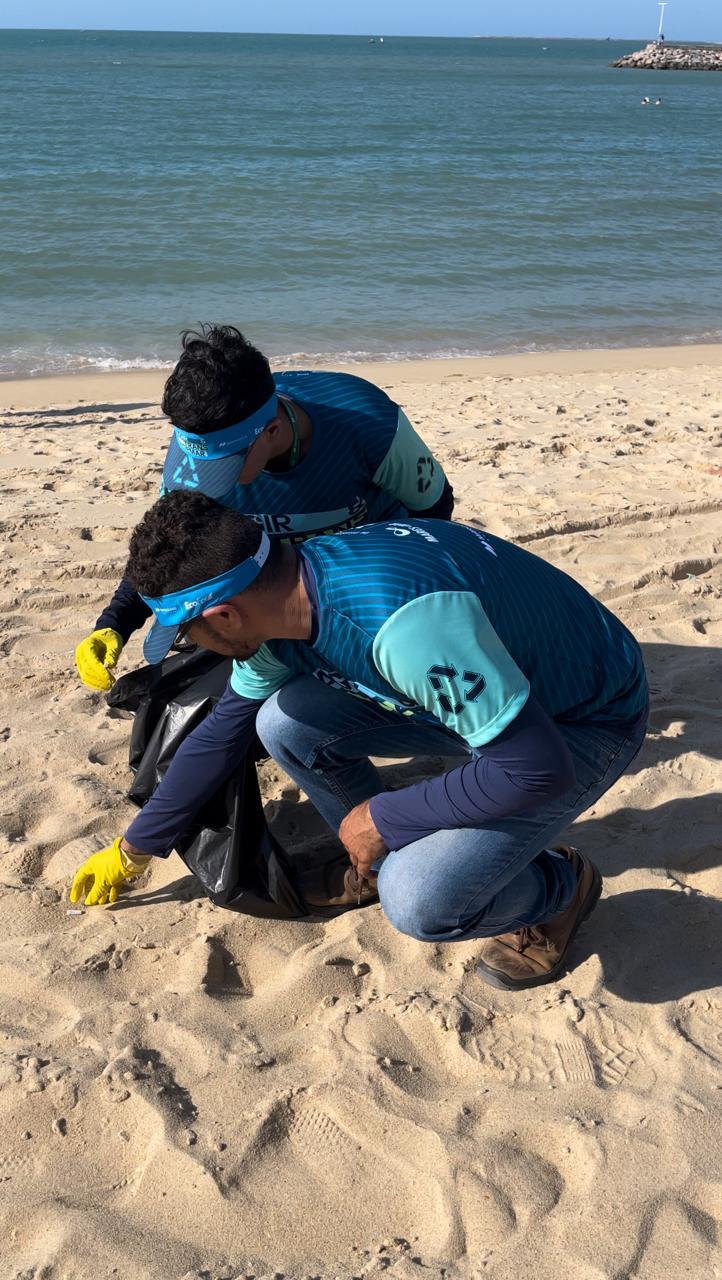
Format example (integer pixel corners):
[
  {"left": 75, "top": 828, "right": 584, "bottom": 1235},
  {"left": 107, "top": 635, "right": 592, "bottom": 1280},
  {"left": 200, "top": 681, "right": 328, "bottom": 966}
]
[{"left": 1, "top": 0, "right": 719, "bottom": 41}]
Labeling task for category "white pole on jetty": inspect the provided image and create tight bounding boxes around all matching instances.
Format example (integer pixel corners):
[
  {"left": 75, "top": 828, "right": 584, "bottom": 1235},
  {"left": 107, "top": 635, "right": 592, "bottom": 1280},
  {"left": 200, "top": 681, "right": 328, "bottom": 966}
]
[{"left": 657, "top": 1, "right": 667, "bottom": 41}]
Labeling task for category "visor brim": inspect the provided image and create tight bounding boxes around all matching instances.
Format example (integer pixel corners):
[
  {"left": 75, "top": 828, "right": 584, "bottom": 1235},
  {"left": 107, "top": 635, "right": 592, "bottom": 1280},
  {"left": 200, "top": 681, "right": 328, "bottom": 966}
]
[
  {"left": 162, "top": 435, "right": 246, "bottom": 501},
  {"left": 143, "top": 620, "right": 180, "bottom": 666}
]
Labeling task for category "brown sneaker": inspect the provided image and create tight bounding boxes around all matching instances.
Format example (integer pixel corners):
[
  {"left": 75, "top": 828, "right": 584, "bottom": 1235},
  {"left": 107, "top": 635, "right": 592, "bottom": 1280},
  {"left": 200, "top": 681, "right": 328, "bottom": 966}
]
[
  {"left": 476, "top": 846, "right": 602, "bottom": 991},
  {"left": 299, "top": 859, "right": 379, "bottom": 912}
]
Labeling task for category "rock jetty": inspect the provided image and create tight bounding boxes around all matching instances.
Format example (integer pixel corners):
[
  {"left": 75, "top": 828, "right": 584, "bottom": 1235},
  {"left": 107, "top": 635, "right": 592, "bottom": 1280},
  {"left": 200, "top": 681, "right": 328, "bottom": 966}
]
[{"left": 613, "top": 41, "right": 722, "bottom": 71}]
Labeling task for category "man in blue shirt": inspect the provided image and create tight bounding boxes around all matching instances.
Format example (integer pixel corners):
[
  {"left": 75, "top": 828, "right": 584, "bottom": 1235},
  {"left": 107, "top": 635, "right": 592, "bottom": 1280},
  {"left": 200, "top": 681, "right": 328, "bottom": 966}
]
[
  {"left": 75, "top": 325, "right": 453, "bottom": 690},
  {"left": 70, "top": 493, "right": 648, "bottom": 991}
]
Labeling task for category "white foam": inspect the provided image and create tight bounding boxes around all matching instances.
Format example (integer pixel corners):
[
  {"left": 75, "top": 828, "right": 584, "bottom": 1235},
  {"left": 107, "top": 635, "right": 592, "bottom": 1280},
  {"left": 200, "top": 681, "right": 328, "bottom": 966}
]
[
  {"left": 0, "top": 348, "right": 174, "bottom": 379},
  {"left": 3, "top": 329, "right": 722, "bottom": 382}
]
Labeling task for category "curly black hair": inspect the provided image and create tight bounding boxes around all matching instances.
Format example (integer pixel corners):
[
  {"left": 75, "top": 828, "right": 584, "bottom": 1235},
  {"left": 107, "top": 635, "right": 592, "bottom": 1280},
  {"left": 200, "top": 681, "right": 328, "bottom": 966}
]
[
  {"left": 161, "top": 324, "right": 275, "bottom": 433},
  {"left": 125, "top": 491, "right": 280, "bottom": 598}
]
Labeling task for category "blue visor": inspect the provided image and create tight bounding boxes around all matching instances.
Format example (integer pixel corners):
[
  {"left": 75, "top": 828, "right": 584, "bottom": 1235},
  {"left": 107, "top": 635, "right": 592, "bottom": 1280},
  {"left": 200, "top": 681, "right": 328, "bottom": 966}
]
[
  {"left": 140, "top": 531, "right": 271, "bottom": 664},
  {"left": 162, "top": 392, "right": 279, "bottom": 500}
]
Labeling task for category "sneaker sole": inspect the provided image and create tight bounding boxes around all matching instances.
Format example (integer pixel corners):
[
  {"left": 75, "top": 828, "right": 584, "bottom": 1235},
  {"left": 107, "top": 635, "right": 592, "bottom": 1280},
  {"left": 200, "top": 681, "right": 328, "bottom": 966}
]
[{"left": 477, "top": 860, "right": 603, "bottom": 992}]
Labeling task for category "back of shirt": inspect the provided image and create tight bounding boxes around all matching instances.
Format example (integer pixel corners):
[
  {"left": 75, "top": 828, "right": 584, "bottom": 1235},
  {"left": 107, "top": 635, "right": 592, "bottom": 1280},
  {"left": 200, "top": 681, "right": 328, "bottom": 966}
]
[
  {"left": 208, "top": 370, "right": 443, "bottom": 539},
  {"left": 232, "top": 519, "right": 647, "bottom": 741}
]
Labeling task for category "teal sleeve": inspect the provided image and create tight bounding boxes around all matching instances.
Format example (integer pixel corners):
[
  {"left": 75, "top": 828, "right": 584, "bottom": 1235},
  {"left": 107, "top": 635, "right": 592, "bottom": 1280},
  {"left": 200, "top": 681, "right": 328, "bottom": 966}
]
[
  {"left": 371, "top": 592, "right": 530, "bottom": 747},
  {"left": 230, "top": 644, "right": 293, "bottom": 700},
  {"left": 371, "top": 409, "right": 447, "bottom": 512}
]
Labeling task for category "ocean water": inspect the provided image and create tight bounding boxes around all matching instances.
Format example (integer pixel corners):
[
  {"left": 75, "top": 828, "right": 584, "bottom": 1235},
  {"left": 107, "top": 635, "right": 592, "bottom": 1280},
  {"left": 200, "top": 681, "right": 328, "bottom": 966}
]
[{"left": 1, "top": 29, "right": 721, "bottom": 376}]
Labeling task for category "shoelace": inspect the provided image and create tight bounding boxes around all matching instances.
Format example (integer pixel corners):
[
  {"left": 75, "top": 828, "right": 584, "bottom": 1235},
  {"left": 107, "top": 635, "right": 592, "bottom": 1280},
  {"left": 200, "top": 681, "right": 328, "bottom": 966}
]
[
  {"left": 345, "top": 866, "right": 371, "bottom": 905},
  {"left": 514, "top": 926, "right": 550, "bottom": 953}
]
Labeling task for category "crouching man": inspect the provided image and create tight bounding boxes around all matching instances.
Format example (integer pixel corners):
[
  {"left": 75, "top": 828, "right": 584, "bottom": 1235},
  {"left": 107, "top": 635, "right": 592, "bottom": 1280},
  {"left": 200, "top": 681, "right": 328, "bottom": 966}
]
[{"left": 71, "top": 493, "right": 648, "bottom": 991}]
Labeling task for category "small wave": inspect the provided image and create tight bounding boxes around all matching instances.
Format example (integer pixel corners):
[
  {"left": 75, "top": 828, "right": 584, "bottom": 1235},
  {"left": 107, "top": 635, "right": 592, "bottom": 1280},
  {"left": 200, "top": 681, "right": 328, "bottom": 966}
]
[
  {"left": 272, "top": 346, "right": 498, "bottom": 366},
  {"left": 2, "top": 328, "right": 722, "bottom": 381},
  {"left": 0, "top": 348, "right": 174, "bottom": 379},
  {"left": 82, "top": 354, "right": 172, "bottom": 372},
  {"left": 272, "top": 330, "right": 722, "bottom": 368}
]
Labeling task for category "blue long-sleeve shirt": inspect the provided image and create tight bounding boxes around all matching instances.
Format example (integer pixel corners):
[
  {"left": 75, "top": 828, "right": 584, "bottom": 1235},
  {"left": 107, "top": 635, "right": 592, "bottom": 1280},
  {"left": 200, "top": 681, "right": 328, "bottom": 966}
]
[
  {"left": 124, "top": 519, "right": 647, "bottom": 859},
  {"left": 96, "top": 577, "right": 152, "bottom": 642},
  {"left": 124, "top": 685, "right": 575, "bottom": 857}
]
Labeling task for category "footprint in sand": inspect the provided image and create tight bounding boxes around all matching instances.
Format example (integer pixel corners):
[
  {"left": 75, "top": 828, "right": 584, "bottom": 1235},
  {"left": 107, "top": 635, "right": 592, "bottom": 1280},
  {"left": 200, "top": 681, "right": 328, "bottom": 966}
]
[
  {"left": 623, "top": 1195, "right": 719, "bottom": 1279},
  {"left": 229, "top": 1086, "right": 456, "bottom": 1261},
  {"left": 453, "top": 1134, "right": 566, "bottom": 1258},
  {"left": 463, "top": 999, "right": 653, "bottom": 1090},
  {"left": 341, "top": 1004, "right": 448, "bottom": 1099},
  {"left": 339, "top": 995, "right": 481, "bottom": 1099},
  {"left": 288, "top": 1104, "right": 381, "bottom": 1186},
  {"left": 482, "top": 1138, "right": 564, "bottom": 1222},
  {"left": 103, "top": 1044, "right": 198, "bottom": 1131}
]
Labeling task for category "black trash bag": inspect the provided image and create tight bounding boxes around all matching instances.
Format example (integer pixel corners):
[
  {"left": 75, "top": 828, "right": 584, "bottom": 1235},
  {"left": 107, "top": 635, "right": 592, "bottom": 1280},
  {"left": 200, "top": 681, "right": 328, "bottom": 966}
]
[{"left": 107, "top": 648, "right": 308, "bottom": 919}]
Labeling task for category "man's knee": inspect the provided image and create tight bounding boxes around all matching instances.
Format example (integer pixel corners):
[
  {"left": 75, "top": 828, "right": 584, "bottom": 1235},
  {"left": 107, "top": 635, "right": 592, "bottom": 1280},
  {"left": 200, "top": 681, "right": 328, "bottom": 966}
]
[
  {"left": 378, "top": 857, "right": 446, "bottom": 942},
  {"left": 256, "top": 680, "right": 327, "bottom": 767},
  {"left": 255, "top": 689, "right": 291, "bottom": 757}
]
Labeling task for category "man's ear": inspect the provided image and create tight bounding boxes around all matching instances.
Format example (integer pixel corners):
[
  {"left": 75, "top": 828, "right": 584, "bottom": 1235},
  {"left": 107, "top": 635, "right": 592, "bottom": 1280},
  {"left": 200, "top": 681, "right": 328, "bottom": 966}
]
[
  {"left": 263, "top": 416, "right": 284, "bottom": 440},
  {"left": 201, "top": 598, "right": 245, "bottom": 626},
  {"left": 245, "top": 418, "right": 282, "bottom": 461}
]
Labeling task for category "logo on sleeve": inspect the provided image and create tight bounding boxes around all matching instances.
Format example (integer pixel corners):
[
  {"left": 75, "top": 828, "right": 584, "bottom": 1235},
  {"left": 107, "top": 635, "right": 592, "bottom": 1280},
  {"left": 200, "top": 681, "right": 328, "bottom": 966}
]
[
  {"left": 427, "top": 664, "right": 486, "bottom": 715},
  {"left": 416, "top": 454, "right": 435, "bottom": 495}
]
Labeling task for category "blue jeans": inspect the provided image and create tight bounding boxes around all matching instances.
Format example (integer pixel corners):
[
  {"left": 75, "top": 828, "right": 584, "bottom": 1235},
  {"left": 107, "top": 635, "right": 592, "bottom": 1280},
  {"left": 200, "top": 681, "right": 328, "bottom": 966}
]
[{"left": 257, "top": 678, "right": 647, "bottom": 943}]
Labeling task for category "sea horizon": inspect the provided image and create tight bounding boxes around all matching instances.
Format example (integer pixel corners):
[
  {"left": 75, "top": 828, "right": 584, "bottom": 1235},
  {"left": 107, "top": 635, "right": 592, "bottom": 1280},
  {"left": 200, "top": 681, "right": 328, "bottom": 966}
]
[
  {"left": 0, "top": 30, "right": 661, "bottom": 40},
  {"left": 2, "top": 30, "right": 720, "bottom": 377}
]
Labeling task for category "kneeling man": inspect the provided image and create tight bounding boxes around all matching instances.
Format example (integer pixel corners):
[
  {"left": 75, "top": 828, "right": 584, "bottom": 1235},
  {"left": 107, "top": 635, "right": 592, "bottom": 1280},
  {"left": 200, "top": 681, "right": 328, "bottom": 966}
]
[{"left": 71, "top": 494, "right": 648, "bottom": 991}]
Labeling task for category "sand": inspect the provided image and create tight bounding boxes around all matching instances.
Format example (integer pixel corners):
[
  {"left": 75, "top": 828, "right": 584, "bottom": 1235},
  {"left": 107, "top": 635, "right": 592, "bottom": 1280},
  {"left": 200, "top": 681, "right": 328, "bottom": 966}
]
[{"left": 0, "top": 346, "right": 720, "bottom": 1280}]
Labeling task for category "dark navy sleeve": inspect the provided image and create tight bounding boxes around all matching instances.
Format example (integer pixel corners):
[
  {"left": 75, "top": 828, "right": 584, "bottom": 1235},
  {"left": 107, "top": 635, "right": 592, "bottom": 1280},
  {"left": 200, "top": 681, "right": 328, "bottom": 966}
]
[
  {"left": 368, "top": 697, "right": 576, "bottom": 850},
  {"left": 95, "top": 575, "right": 152, "bottom": 643},
  {"left": 124, "top": 684, "right": 263, "bottom": 857}
]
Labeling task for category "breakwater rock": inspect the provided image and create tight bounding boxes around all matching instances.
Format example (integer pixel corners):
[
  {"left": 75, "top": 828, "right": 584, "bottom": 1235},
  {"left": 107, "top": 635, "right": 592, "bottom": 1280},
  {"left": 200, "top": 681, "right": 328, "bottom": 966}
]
[{"left": 613, "top": 41, "right": 722, "bottom": 71}]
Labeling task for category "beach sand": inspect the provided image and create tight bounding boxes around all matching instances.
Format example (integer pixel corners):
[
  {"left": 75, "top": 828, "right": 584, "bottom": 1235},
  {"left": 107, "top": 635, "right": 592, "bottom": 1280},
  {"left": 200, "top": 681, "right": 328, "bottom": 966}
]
[{"left": 0, "top": 346, "right": 720, "bottom": 1279}]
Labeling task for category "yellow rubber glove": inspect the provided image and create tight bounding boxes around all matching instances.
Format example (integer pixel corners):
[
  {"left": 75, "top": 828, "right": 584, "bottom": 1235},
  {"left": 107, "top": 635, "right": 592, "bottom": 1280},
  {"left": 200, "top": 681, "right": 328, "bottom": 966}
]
[
  {"left": 69, "top": 837, "right": 150, "bottom": 907},
  {"left": 75, "top": 627, "right": 124, "bottom": 692}
]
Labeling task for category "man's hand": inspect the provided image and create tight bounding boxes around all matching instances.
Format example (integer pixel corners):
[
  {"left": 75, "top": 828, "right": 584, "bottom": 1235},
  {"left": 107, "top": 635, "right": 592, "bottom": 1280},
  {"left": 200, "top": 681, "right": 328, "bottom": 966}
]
[
  {"left": 75, "top": 627, "right": 124, "bottom": 691},
  {"left": 339, "top": 800, "right": 387, "bottom": 881},
  {"left": 69, "top": 837, "right": 151, "bottom": 907}
]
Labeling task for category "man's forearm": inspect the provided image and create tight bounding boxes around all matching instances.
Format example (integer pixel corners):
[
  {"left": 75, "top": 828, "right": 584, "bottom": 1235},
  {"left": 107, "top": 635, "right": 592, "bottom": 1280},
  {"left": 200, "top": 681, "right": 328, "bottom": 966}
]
[
  {"left": 95, "top": 574, "right": 153, "bottom": 643},
  {"left": 124, "top": 685, "right": 263, "bottom": 857},
  {"left": 369, "top": 698, "right": 576, "bottom": 850}
]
